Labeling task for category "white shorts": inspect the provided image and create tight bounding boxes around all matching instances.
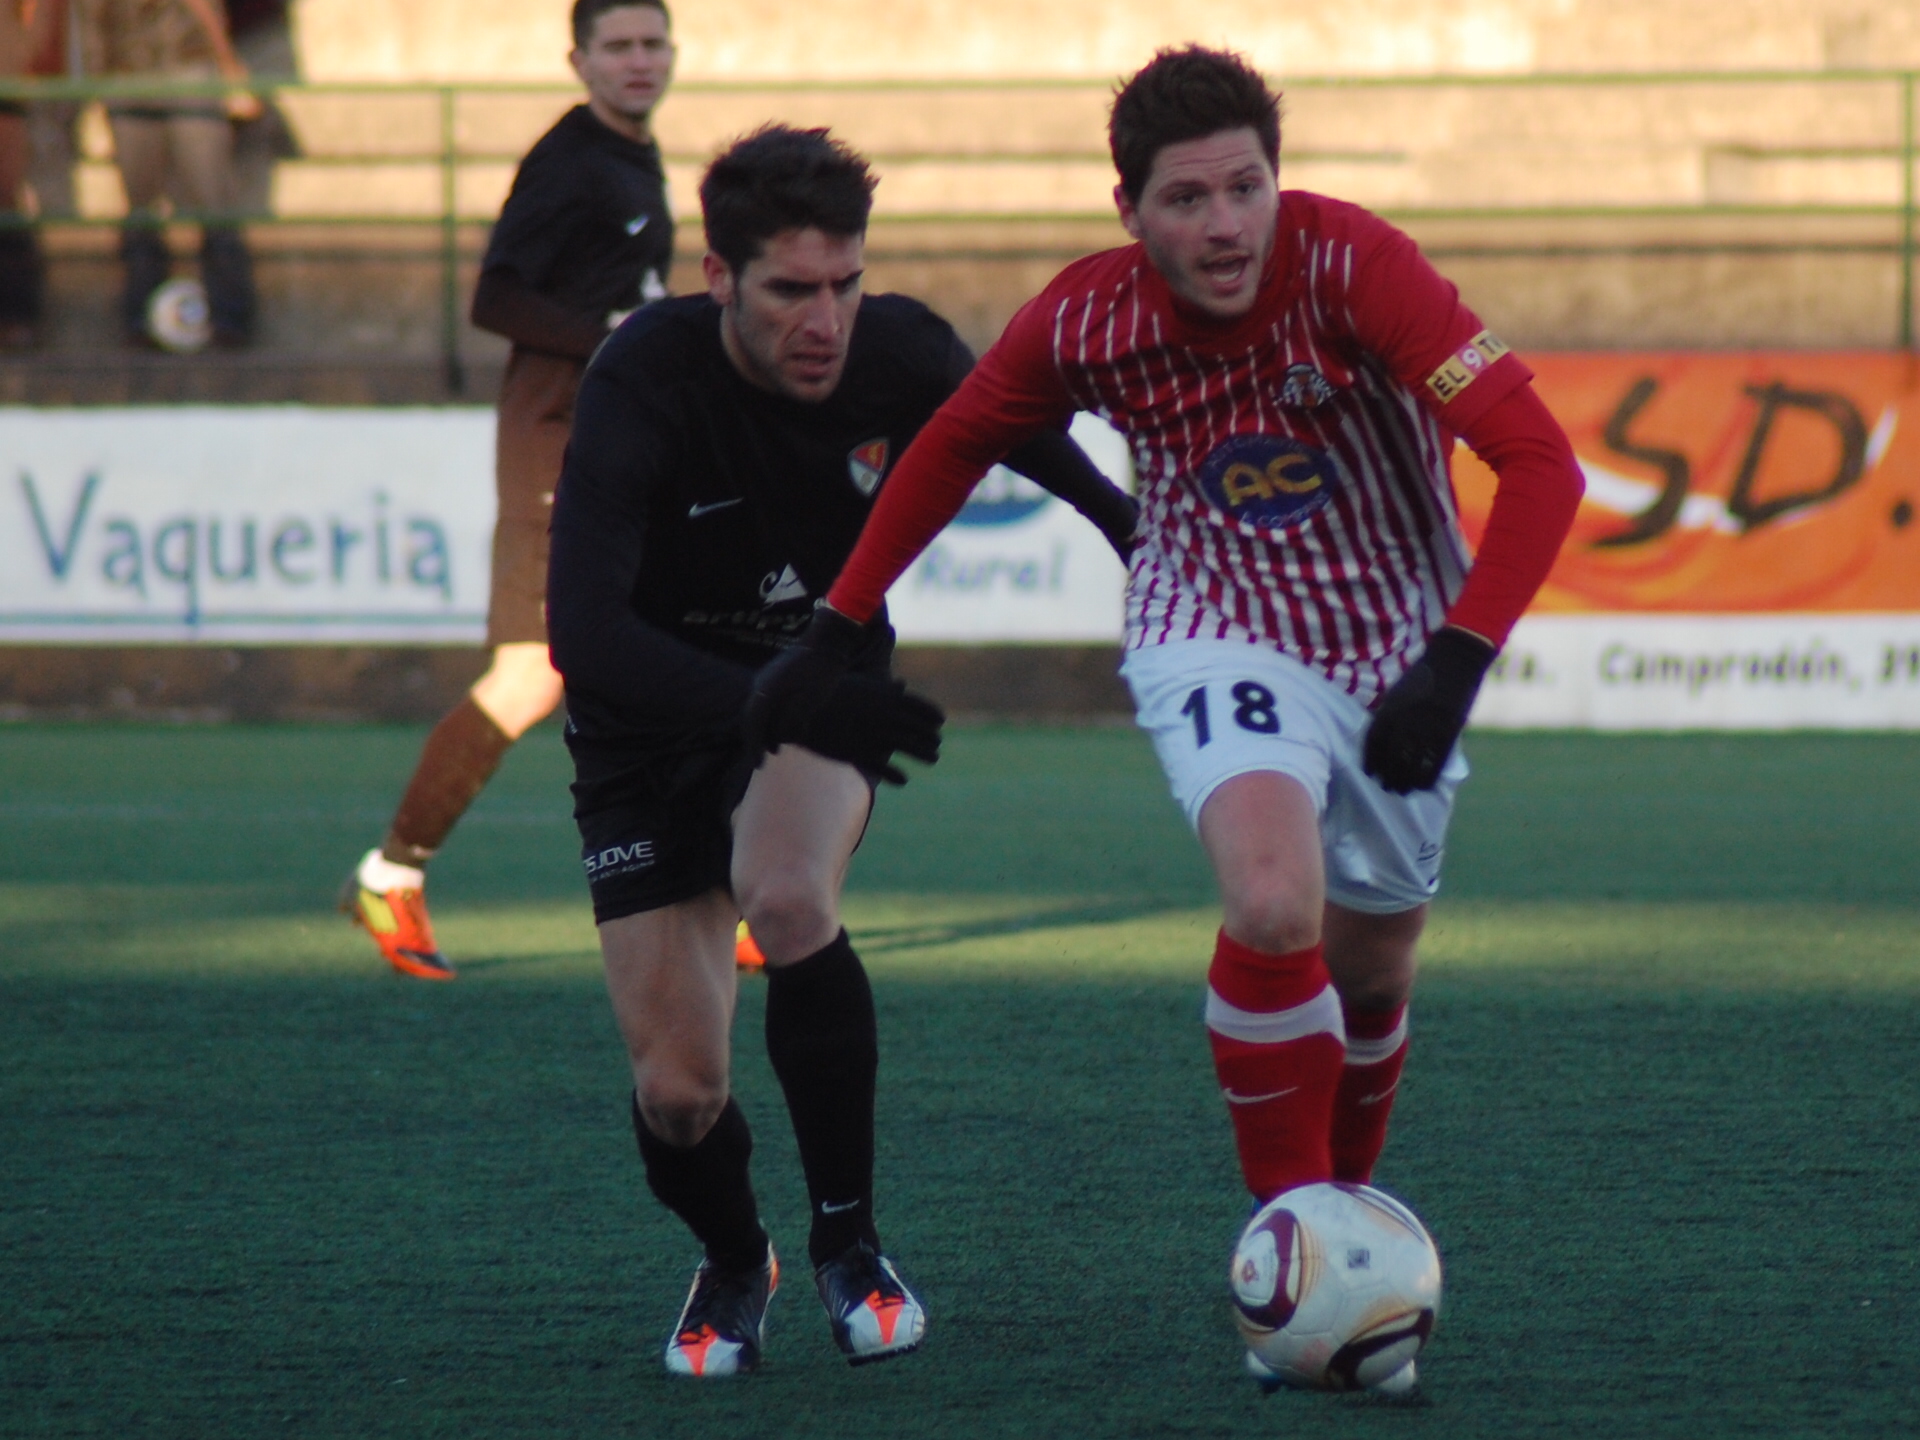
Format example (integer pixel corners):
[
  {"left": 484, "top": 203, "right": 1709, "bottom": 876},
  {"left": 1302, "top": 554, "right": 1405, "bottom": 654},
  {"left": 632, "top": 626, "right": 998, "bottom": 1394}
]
[{"left": 1120, "top": 639, "right": 1468, "bottom": 914}]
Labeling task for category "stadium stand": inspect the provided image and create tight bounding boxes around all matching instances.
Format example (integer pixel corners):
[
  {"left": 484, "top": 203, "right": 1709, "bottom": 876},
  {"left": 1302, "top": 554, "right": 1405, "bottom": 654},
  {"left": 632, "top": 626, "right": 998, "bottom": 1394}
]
[{"left": 11, "top": 0, "right": 1920, "bottom": 394}]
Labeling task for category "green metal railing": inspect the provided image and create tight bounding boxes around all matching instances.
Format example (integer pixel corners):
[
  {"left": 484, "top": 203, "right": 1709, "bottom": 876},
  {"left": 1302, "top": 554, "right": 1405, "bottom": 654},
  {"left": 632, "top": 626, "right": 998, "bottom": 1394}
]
[{"left": 3, "top": 68, "right": 1917, "bottom": 388}]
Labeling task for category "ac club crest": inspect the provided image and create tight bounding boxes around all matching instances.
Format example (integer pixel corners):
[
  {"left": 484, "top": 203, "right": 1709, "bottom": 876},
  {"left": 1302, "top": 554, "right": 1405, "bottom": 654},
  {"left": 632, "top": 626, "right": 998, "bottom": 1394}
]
[{"left": 848, "top": 438, "right": 889, "bottom": 497}]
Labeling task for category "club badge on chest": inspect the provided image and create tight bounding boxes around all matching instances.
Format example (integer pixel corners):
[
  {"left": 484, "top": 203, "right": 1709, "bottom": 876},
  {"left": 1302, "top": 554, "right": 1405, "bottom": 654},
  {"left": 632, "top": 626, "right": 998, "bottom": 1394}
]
[{"left": 848, "top": 438, "right": 890, "bottom": 497}]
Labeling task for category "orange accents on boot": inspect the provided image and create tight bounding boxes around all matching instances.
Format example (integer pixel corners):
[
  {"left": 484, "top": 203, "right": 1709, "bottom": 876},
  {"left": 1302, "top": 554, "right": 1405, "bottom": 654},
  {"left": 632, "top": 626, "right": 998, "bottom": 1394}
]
[
  {"left": 341, "top": 862, "right": 455, "bottom": 980},
  {"left": 735, "top": 921, "right": 766, "bottom": 970}
]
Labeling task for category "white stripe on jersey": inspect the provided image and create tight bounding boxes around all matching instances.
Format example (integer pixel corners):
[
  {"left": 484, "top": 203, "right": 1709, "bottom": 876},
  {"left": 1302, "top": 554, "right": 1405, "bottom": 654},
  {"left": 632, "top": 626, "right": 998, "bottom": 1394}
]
[{"left": 1054, "top": 237, "right": 1470, "bottom": 706}]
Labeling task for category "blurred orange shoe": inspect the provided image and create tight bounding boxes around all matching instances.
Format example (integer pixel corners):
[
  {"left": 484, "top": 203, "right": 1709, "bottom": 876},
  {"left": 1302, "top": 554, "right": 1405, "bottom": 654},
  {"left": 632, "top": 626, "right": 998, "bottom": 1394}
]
[
  {"left": 735, "top": 920, "right": 765, "bottom": 970},
  {"left": 341, "top": 848, "right": 456, "bottom": 980}
]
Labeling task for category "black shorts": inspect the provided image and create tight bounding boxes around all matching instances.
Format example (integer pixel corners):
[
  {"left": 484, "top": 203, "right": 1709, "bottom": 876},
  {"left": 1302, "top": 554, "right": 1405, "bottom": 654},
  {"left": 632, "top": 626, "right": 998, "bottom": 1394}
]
[
  {"left": 567, "top": 726, "right": 757, "bottom": 925},
  {"left": 566, "top": 724, "right": 884, "bottom": 926}
]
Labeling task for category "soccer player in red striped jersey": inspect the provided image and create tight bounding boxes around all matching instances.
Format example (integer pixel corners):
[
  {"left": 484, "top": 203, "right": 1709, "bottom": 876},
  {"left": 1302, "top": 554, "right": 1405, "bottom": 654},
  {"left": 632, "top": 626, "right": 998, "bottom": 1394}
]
[{"left": 746, "top": 46, "right": 1584, "bottom": 1385}]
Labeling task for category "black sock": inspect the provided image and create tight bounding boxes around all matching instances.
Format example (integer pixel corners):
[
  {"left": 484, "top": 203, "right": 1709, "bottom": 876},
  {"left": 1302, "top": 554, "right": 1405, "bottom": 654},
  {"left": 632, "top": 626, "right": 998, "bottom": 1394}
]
[
  {"left": 763, "top": 929, "right": 881, "bottom": 1268},
  {"left": 631, "top": 1094, "right": 769, "bottom": 1274}
]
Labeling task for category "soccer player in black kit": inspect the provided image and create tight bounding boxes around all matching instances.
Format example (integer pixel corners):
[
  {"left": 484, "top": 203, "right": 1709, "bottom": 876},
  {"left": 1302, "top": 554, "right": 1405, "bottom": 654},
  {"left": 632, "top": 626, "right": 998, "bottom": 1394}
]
[
  {"left": 547, "top": 125, "right": 1138, "bottom": 1377},
  {"left": 344, "top": 0, "right": 676, "bottom": 979}
]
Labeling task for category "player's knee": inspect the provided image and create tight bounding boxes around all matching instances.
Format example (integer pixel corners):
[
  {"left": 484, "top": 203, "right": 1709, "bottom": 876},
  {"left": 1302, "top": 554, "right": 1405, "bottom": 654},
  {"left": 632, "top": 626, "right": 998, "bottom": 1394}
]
[
  {"left": 1223, "top": 888, "right": 1321, "bottom": 956},
  {"left": 1334, "top": 968, "right": 1413, "bottom": 1013},
  {"left": 735, "top": 871, "right": 838, "bottom": 964},
  {"left": 635, "top": 1073, "right": 729, "bottom": 1147}
]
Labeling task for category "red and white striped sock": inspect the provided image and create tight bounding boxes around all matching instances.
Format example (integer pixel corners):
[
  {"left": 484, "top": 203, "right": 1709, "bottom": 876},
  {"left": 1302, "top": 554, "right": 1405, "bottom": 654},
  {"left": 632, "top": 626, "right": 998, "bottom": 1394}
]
[
  {"left": 1205, "top": 929, "right": 1346, "bottom": 1202},
  {"left": 1329, "top": 1000, "right": 1409, "bottom": 1184}
]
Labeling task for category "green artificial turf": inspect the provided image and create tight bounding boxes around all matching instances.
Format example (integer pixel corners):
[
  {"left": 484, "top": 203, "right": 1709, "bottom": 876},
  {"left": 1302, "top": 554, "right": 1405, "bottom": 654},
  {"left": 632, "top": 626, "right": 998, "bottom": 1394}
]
[{"left": 2, "top": 723, "right": 1918, "bottom": 1438}]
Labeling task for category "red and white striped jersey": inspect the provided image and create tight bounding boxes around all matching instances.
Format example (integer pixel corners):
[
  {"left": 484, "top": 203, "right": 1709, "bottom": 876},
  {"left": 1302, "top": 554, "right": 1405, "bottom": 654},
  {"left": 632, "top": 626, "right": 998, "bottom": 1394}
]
[
  {"left": 1024, "top": 193, "right": 1531, "bottom": 703},
  {"left": 828, "top": 193, "right": 1546, "bottom": 702}
]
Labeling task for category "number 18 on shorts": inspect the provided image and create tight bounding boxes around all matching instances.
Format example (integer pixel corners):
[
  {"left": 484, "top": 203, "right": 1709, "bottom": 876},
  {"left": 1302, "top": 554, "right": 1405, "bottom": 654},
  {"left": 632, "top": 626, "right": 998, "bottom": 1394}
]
[{"left": 1121, "top": 639, "right": 1467, "bottom": 914}]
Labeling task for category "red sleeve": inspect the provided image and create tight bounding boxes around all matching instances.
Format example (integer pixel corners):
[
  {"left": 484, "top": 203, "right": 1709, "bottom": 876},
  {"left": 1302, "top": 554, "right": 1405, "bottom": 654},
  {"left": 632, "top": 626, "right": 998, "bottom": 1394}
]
[
  {"left": 1341, "top": 212, "right": 1531, "bottom": 432},
  {"left": 1443, "top": 383, "right": 1585, "bottom": 646},
  {"left": 826, "top": 289, "right": 1079, "bottom": 622}
]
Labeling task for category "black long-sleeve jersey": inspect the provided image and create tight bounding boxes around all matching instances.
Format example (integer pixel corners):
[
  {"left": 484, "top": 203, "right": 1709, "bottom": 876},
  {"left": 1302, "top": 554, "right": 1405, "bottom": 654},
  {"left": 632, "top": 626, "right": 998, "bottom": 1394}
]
[
  {"left": 476, "top": 105, "right": 674, "bottom": 356},
  {"left": 548, "top": 291, "right": 1133, "bottom": 749}
]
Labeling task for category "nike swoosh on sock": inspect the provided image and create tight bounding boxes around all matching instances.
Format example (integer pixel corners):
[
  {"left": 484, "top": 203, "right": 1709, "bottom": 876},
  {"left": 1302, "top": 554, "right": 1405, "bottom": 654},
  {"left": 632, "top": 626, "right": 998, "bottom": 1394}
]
[{"left": 1221, "top": 1085, "right": 1300, "bottom": 1105}]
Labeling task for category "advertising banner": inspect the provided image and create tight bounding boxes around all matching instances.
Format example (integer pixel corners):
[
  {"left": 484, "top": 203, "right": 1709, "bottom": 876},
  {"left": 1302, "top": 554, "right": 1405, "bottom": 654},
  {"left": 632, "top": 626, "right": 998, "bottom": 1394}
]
[
  {"left": 0, "top": 407, "right": 1132, "bottom": 647},
  {"left": 882, "top": 412, "right": 1132, "bottom": 643},
  {"left": 1456, "top": 353, "right": 1920, "bottom": 728},
  {"left": 6, "top": 357, "right": 1912, "bottom": 728},
  {"left": 0, "top": 407, "right": 494, "bottom": 643}
]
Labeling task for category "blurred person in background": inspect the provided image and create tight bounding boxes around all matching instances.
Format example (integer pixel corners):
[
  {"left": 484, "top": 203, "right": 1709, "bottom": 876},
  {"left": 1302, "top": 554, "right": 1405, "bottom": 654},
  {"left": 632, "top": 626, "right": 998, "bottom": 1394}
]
[
  {"left": 77, "top": 0, "right": 260, "bottom": 347},
  {"left": 26, "top": 1, "right": 79, "bottom": 220},
  {"left": 30, "top": 0, "right": 295, "bottom": 223},
  {"left": 223, "top": 0, "right": 294, "bottom": 216},
  {"left": 342, "top": 0, "right": 677, "bottom": 980},
  {"left": 0, "top": 0, "right": 58, "bottom": 345}
]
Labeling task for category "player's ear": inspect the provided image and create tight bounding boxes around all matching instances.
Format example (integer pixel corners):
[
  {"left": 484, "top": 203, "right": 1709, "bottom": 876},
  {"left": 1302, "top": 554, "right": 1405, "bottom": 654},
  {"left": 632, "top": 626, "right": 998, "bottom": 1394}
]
[
  {"left": 1114, "top": 184, "right": 1144, "bottom": 240},
  {"left": 567, "top": 47, "right": 587, "bottom": 85},
  {"left": 702, "top": 251, "right": 735, "bottom": 306}
]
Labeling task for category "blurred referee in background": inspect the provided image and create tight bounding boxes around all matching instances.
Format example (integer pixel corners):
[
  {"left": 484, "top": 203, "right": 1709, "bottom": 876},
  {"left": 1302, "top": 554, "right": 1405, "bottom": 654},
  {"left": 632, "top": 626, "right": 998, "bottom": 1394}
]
[{"left": 344, "top": 0, "right": 676, "bottom": 979}]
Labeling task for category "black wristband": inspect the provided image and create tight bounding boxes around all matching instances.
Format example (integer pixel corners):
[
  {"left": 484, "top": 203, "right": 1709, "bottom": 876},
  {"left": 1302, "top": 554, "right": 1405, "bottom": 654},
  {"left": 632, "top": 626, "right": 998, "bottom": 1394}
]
[
  {"left": 800, "top": 604, "right": 868, "bottom": 659},
  {"left": 1418, "top": 626, "right": 1497, "bottom": 709}
]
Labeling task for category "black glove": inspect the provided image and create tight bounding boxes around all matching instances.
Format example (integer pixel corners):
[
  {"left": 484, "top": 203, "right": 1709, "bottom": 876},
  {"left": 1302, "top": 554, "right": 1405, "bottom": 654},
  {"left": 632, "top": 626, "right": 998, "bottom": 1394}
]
[
  {"left": 743, "top": 606, "right": 866, "bottom": 756},
  {"left": 1361, "top": 627, "right": 1496, "bottom": 794},
  {"left": 796, "top": 672, "right": 944, "bottom": 786},
  {"left": 744, "top": 606, "right": 945, "bottom": 785}
]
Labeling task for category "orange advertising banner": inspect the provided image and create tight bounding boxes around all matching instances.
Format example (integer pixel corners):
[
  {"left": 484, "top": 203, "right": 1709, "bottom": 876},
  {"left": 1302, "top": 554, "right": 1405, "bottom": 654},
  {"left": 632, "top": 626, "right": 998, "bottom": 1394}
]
[{"left": 1453, "top": 353, "right": 1920, "bottom": 612}]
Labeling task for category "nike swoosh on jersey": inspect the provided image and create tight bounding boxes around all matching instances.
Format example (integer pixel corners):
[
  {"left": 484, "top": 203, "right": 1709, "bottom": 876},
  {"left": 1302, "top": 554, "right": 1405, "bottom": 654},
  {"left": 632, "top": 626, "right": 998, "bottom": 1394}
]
[
  {"left": 688, "top": 498, "right": 743, "bottom": 518},
  {"left": 626, "top": 214, "right": 650, "bottom": 235},
  {"left": 1221, "top": 1086, "right": 1299, "bottom": 1105}
]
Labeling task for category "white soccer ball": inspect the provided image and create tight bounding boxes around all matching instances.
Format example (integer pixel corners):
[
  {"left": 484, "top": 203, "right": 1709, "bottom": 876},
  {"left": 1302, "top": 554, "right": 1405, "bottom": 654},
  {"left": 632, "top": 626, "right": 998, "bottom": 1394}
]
[
  {"left": 146, "top": 277, "right": 211, "bottom": 353},
  {"left": 1229, "top": 1181, "right": 1442, "bottom": 1392}
]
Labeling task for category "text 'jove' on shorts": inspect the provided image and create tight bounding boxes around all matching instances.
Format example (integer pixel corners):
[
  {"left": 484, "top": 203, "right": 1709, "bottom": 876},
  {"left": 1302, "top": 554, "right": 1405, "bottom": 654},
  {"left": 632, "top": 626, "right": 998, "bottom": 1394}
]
[
  {"left": 566, "top": 728, "right": 886, "bottom": 926},
  {"left": 1121, "top": 638, "right": 1468, "bottom": 914},
  {"left": 566, "top": 730, "right": 756, "bottom": 925}
]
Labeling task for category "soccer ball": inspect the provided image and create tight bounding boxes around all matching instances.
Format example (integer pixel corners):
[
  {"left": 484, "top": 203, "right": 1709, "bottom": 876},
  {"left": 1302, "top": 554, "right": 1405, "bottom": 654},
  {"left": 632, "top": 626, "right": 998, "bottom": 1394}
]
[
  {"left": 146, "top": 278, "right": 211, "bottom": 354},
  {"left": 1229, "top": 1182, "right": 1441, "bottom": 1392}
]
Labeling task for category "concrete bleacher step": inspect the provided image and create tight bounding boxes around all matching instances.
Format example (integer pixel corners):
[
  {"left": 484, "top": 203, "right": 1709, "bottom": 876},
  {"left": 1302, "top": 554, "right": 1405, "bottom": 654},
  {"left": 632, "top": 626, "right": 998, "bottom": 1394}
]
[
  {"left": 18, "top": 0, "right": 1919, "bottom": 396},
  {"left": 297, "top": 0, "right": 1920, "bottom": 85}
]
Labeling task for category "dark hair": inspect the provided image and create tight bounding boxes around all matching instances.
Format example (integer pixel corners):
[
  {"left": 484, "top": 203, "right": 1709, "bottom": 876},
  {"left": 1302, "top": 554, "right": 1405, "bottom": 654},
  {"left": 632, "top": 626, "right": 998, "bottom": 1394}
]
[
  {"left": 1108, "top": 46, "right": 1281, "bottom": 203},
  {"left": 700, "top": 125, "right": 878, "bottom": 273},
  {"left": 572, "top": 0, "right": 670, "bottom": 49}
]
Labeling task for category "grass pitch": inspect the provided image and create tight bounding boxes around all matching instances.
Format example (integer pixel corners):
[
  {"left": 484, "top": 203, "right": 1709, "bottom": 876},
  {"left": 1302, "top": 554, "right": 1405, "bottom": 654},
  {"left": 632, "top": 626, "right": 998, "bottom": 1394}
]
[{"left": 3, "top": 722, "right": 1918, "bottom": 1438}]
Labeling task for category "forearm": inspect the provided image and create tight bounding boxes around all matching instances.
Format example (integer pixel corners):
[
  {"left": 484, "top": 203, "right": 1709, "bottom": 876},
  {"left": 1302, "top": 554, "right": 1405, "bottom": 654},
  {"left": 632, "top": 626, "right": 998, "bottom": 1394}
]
[
  {"left": 1444, "top": 384, "right": 1584, "bottom": 646},
  {"left": 547, "top": 529, "right": 753, "bottom": 738},
  {"left": 472, "top": 266, "right": 607, "bottom": 360},
  {"left": 546, "top": 372, "right": 752, "bottom": 735},
  {"left": 1001, "top": 427, "right": 1136, "bottom": 550},
  {"left": 826, "top": 403, "right": 1042, "bottom": 621}
]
